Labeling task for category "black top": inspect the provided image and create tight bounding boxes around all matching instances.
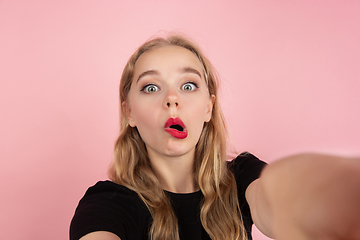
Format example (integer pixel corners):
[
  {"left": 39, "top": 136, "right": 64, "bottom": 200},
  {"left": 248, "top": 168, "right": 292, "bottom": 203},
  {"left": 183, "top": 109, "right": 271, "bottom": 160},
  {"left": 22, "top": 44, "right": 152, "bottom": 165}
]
[{"left": 70, "top": 152, "right": 267, "bottom": 240}]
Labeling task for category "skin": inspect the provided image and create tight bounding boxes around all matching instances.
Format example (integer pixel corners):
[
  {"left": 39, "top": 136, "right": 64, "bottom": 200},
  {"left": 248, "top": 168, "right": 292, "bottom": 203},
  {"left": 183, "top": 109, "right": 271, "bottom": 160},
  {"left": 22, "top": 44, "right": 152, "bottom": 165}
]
[
  {"left": 80, "top": 231, "right": 120, "bottom": 240},
  {"left": 246, "top": 153, "right": 360, "bottom": 240}
]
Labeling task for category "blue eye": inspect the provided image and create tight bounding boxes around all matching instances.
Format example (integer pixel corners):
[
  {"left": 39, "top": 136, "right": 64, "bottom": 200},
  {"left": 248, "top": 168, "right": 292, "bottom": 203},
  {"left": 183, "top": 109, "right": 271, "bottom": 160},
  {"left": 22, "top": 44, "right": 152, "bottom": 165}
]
[
  {"left": 141, "top": 84, "right": 159, "bottom": 93},
  {"left": 182, "top": 82, "right": 198, "bottom": 91}
]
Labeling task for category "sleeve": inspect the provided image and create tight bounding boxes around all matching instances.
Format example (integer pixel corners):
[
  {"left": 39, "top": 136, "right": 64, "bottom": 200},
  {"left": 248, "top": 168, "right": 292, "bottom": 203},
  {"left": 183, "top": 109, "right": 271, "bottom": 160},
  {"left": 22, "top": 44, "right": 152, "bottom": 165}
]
[
  {"left": 69, "top": 181, "right": 149, "bottom": 240},
  {"left": 228, "top": 152, "right": 267, "bottom": 239},
  {"left": 229, "top": 152, "right": 267, "bottom": 195}
]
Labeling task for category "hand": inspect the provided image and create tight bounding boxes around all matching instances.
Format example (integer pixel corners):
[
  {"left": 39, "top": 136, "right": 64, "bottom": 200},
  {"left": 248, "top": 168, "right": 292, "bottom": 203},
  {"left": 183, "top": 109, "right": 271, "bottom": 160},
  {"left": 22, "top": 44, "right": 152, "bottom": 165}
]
[{"left": 260, "top": 154, "right": 360, "bottom": 240}]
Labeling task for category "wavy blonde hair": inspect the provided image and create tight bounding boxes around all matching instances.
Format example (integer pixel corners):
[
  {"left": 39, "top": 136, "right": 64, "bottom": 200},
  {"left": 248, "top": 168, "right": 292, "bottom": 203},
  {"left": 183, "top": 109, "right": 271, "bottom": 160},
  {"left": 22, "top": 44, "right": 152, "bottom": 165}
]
[{"left": 109, "top": 34, "right": 247, "bottom": 240}]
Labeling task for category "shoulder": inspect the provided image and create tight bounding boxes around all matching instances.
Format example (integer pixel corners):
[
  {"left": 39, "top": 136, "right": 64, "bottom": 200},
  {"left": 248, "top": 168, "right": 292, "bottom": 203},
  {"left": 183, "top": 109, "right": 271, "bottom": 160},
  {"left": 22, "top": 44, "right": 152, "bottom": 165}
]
[
  {"left": 77, "top": 180, "right": 145, "bottom": 213},
  {"left": 228, "top": 152, "right": 267, "bottom": 174},
  {"left": 81, "top": 180, "right": 138, "bottom": 201},
  {"left": 70, "top": 181, "right": 151, "bottom": 240},
  {"left": 228, "top": 152, "right": 267, "bottom": 194}
]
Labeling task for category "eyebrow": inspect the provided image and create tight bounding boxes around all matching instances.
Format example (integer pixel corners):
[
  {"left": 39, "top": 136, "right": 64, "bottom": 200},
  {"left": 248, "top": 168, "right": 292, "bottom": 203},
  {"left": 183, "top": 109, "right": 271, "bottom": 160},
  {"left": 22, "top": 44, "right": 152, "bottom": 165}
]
[
  {"left": 136, "top": 67, "right": 202, "bottom": 83},
  {"left": 180, "top": 67, "right": 202, "bottom": 79},
  {"left": 136, "top": 70, "right": 160, "bottom": 83}
]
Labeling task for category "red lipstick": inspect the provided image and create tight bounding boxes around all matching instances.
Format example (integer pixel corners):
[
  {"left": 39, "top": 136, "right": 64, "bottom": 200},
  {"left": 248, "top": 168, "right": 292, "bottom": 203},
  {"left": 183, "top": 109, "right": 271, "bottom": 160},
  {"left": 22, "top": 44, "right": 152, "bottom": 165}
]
[{"left": 164, "top": 117, "right": 188, "bottom": 139}]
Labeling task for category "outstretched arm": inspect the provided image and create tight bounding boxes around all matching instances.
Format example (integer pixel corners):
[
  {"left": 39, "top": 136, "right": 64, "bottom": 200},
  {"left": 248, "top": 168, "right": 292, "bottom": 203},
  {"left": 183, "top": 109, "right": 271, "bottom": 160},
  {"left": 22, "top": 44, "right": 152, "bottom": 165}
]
[
  {"left": 79, "top": 231, "right": 120, "bottom": 240},
  {"left": 246, "top": 153, "right": 360, "bottom": 240}
]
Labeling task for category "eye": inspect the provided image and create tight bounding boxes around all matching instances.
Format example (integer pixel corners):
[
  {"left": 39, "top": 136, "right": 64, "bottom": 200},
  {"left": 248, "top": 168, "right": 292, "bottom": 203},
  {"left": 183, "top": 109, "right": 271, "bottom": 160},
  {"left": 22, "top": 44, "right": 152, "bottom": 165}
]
[
  {"left": 141, "top": 84, "right": 159, "bottom": 93},
  {"left": 181, "top": 82, "right": 198, "bottom": 91}
]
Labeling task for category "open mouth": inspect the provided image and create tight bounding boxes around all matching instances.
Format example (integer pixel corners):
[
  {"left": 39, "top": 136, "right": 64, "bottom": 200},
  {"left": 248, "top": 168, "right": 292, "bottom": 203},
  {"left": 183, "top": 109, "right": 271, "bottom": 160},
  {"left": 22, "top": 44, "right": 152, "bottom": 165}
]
[
  {"left": 169, "top": 124, "right": 184, "bottom": 132},
  {"left": 164, "top": 117, "right": 188, "bottom": 139}
]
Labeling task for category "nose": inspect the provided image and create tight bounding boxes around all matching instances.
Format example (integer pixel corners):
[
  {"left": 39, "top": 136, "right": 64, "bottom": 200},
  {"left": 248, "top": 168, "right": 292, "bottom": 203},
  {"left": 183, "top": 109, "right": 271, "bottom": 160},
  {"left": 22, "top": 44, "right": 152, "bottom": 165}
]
[{"left": 165, "top": 90, "right": 179, "bottom": 108}]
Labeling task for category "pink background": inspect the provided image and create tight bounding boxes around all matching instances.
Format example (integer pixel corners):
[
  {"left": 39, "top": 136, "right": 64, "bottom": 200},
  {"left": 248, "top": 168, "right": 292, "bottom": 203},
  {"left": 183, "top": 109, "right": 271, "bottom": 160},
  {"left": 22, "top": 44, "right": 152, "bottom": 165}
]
[{"left": 1, "top": 1, "right": 359, "bottom": 239}]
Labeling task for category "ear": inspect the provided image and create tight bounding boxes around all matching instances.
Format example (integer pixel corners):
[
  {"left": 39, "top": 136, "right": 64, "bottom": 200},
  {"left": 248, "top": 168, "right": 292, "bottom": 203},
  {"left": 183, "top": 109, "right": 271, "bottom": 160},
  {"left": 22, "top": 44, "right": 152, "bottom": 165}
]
[
  {"left": 122, "top": 101, "right": 136, "bottom": 127},
  {"left": 204, "top": 94, "right": 215, "bottom": 123}
]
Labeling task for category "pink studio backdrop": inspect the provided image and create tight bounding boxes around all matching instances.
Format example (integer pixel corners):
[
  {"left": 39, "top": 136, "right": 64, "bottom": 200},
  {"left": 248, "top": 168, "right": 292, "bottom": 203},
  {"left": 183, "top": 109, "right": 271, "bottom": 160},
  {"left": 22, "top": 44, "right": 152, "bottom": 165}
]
[{"left": 1, "top": 1, "right": 359, "bottom": 239}]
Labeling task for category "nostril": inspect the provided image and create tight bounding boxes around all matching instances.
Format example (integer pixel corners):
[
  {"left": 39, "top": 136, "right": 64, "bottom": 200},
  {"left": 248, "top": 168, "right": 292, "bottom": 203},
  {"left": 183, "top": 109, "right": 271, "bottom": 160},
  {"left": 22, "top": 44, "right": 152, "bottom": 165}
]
[{"left": 167, "top": 102, "right": 178, "bottom": 107}]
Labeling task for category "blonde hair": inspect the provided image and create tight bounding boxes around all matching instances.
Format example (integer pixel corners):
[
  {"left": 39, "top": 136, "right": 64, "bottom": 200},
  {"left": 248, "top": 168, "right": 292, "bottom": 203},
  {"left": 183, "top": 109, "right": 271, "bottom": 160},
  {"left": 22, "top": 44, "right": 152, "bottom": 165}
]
[{"left": 109, "top": 34, "right": 247, "bottom": 240}]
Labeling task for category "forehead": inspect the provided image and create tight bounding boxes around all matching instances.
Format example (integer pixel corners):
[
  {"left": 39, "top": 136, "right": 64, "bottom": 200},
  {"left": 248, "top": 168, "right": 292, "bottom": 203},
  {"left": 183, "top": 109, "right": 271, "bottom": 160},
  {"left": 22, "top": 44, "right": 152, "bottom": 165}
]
[{"left": 134, "top": 45, "right": 204, "bottom": 74}]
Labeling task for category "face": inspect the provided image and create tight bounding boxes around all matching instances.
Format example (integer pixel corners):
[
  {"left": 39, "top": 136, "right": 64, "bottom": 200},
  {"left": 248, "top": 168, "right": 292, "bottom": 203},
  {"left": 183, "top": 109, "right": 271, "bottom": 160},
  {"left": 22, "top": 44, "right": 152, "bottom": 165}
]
[{"left": 124, "top": 45, "right": 214, "bottom": 161}]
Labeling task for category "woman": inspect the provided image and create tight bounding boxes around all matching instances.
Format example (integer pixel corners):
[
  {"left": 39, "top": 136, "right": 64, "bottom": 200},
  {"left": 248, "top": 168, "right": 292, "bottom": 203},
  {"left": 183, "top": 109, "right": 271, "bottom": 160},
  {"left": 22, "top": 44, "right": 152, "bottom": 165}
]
[{"left": 70, "top": 35, "right": 360, "bottom": 240}]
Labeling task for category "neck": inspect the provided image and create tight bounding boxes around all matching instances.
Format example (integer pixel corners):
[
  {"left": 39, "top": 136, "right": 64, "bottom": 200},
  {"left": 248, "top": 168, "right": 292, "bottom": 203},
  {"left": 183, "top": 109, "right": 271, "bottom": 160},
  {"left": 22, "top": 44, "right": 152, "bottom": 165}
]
[{"left": 148, "top": 151, "right": 198, "bottom": 193}]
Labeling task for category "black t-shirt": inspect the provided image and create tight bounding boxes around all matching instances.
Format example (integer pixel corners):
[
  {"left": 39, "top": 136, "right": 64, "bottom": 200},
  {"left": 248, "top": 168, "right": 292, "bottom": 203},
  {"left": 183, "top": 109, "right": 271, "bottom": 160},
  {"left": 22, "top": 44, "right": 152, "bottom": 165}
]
[{"left": 70, "top": 153, "right": 266, "bottom": 240}]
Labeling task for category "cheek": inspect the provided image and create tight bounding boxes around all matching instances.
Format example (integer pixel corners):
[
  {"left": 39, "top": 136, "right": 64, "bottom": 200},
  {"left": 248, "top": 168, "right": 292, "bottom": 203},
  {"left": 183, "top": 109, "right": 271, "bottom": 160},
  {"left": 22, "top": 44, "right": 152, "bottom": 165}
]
[
  {"left": 183, "top": 96, "right": 210, "bottom": 119},
  {"left": 132, "top": 105, "right": 153, "bottom": 126},
  {"left": 130, "top": 97, "right": 161, "bottom": 128}
]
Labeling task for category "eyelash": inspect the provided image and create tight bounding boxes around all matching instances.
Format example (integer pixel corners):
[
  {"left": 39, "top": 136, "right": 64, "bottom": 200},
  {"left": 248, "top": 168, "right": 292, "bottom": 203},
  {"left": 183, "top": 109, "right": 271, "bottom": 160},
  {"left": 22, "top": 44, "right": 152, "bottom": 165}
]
[
  {"left": 182, "top": 82, "right": 198, "bottom": 91},
  {"left": 140, "top": 84, "right": 159, "bottom": 93}
]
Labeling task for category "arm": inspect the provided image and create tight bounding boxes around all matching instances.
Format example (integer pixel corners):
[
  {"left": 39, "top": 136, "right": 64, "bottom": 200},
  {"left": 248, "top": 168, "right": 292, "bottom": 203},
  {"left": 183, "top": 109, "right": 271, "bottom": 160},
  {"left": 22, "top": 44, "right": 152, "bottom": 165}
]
[
  {"left": 246, "top": 153, "right": 360, "bottom": 240},
  {"left": 79, "top": 231, "right": 120, "bottom": 240}
]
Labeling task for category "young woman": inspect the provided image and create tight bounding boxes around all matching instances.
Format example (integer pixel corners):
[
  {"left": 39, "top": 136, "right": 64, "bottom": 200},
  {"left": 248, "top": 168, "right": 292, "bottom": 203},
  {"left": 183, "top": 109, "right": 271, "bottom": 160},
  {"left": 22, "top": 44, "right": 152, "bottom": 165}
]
[{"left": 70, "top": 35, "right": 360, "bottom": 240}]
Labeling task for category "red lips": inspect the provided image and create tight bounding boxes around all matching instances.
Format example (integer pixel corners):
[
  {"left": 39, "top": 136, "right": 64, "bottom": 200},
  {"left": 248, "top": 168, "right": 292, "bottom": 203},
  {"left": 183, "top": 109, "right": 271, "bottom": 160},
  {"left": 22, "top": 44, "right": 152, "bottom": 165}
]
[{"left": 164, "top": 117, "right": 188, "bottom": 139}]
